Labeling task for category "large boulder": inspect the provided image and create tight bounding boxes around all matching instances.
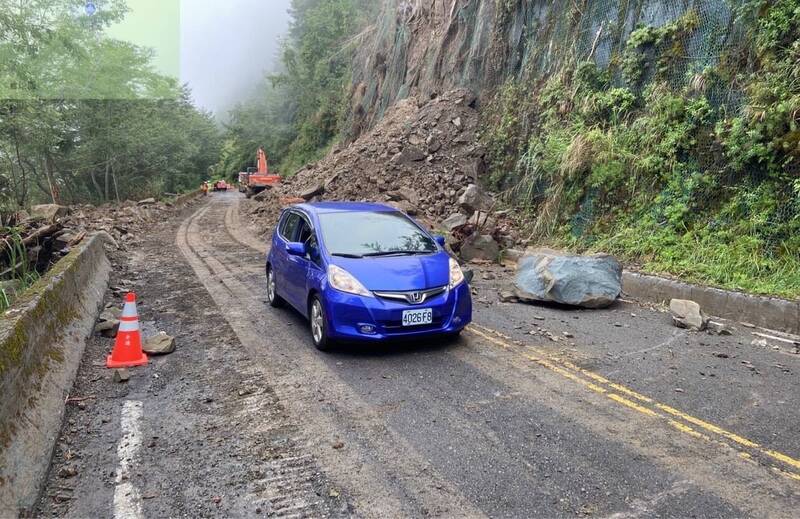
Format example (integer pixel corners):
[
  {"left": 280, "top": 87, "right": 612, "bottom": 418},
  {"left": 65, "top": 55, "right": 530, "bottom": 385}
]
[
  {"left": 514, "top": 249, "right": 622, "bottom": 308},
  {"left": 30, "top": 204, "right": 69, "bottom": 222},
  {"left": 460, "top": 234, "right": 499, "bottom": 263}
]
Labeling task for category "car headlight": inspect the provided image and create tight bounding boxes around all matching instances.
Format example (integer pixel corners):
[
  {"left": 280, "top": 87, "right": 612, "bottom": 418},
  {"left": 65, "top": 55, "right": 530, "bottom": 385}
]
[
  {"left": 328, "top": 265, "right": 372, "bottom": 297},
  {"left": 449, "top": 257, "right": 465, "bottom": 289}
]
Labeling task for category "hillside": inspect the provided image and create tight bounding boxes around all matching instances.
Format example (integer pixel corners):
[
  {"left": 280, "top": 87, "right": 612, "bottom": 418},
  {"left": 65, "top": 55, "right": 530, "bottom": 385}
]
[{"left": 243, "top": 0, "right": 800, "bottom": 299}]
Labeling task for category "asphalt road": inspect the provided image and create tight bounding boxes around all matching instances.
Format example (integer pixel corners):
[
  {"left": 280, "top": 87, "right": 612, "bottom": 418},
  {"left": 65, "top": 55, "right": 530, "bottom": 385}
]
[{"left": 37, "top": 192, "right": 800, "bottom": 518}]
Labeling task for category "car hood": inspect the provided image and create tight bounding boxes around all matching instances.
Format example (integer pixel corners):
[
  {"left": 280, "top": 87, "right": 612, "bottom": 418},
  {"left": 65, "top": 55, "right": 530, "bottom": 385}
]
[{"left": 331, "top": 252, "right": 450, "bottom": 291}]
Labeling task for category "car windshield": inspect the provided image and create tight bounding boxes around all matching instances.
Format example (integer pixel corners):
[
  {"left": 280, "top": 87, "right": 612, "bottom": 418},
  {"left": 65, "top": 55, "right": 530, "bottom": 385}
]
[{"left": 318, "top": 211, "right": 437, "bottom": 257}]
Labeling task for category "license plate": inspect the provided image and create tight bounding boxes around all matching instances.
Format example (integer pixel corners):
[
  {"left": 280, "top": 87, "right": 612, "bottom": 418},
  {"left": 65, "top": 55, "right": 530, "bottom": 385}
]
[{"left": 402, "top": 308, "right": 433, "bottom": 327}]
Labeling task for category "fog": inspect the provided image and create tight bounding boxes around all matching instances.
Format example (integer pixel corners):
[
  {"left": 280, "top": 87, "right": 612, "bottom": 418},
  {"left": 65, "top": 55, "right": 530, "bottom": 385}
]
[{"left": 180, "top": 0, "right": 293, "bottom": 117}]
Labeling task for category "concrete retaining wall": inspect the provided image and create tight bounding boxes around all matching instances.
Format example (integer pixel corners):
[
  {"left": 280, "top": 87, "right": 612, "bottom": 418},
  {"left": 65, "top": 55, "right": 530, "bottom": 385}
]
[
  {"left": 623, "top": 271, "right": 800, "bottom": 335},
  {"left": 0, "top": 233, "right": 111, "bottom": 516}
]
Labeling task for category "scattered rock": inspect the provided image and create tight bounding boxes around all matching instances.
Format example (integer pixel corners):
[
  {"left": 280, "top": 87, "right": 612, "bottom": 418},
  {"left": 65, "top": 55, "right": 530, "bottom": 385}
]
[
  {"left": 30, "top": 204, "right": 70, "bottom": 222},
  {"left": 468, "top": 211, "right": 496, "bottom": 231},
  {"left": 396, "top": 146, "right": 426, "bottom": 163},
  {"left": 112, "top": 369, "right": 130, "bottom": 383},
  {"left": 514, "top": 249, "right": 622, "bottom": 309},
  {"left": 501, "top": 249, "right": 525, "bottom": 266},
  {"left": 669, "top": 299, "right": 707, "bottom": 331},
  {"left": 441, "top": 213, "right": 468, "bottom": 231},
  {"left": 458, "top": 184, "right": 485, "bottom": 214},
  {"left": 143, "top": 332, "right": 176, "bottom": 355},
  {"left": 57, "top": 466, "right": 78, "bottom": 478},
  {"left": 299, "top": 182, "right": 325, "bottom": 201},
  {"left": 498, "top": 290, "right": 518, "bottom": 303},
  {"left": 332, "top": 440, "right": 345, "bottom": 450},
  {"left": 460, "top": 234, "right": 499, "bottom": 263},
  {"left": 137, "top": 198, "right": 157, "bottom": 206},
  {"left": 94, "top": 318, "right": 119, "bottom": 336},
  {"left": 707, "top": 320, "right": 734, "bottom": 336},
  {"left": 388, "top": 187, "right": 420, "bottom": 206},
  {"left": 426, "top": 134, "right": 442, "bottom": 153}
]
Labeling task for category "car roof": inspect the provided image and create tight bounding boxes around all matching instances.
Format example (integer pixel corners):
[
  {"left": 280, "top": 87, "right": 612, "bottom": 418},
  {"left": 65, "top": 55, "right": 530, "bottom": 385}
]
[{"left": 293, "top": 202, "right": 399, "bottom": 215}]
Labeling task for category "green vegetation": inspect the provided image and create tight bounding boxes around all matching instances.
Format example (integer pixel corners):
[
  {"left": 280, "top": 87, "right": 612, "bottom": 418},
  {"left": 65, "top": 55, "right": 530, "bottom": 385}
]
[
  {"left": 213, "top": 0, "right": 378, "bottom": 177},
  {"left": 0, "top": 228, "right": 40, "bottom": 312},
  {"left": 482, "top": 0, "right": 800, "bottom": 298},
  {"left": 0, "top": 0, "right": 220, "bottom": 210}
]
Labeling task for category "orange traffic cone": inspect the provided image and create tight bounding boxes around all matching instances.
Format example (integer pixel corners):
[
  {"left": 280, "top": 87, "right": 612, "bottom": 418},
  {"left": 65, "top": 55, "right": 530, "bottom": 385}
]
[{"left": 106, "top": 293, "right": 148, "bottom": 368}]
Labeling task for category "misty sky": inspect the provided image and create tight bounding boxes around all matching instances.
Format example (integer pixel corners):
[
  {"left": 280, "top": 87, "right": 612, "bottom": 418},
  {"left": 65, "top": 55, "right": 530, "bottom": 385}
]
[{"left": 180, "top": 0, "right": 292, "bottom": 115}]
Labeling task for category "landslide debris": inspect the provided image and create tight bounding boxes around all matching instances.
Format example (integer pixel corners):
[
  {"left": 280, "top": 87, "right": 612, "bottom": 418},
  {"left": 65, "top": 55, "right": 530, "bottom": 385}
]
[
  {"left": 1, "top": 196, "right": 200, "bottom": 297},
  {"left": 241, "top": 89, "right": 523, "bottom": 259}
]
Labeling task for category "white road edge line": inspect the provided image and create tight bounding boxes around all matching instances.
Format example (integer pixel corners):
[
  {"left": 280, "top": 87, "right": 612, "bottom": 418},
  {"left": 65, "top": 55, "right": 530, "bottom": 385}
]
[{"left": 113, "top": 400, "right": 144, "bottom": 519}]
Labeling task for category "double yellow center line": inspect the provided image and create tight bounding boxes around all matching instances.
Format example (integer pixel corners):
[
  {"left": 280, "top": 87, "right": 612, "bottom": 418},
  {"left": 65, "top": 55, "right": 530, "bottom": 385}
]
[{"left": 467, "top": 323, "right": 800, "bottom": 483}]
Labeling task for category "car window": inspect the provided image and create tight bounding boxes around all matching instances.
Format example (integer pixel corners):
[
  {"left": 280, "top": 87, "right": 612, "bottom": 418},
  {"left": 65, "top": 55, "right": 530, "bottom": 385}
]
[
  {"left": 279, "top": 212, "right": 301, "bottom": 241},
  {"left": 318, "top": 211, "right": 436, "bottom": 257},
  {"left": 296, "top": 218, "right": 313, "bottom": 244}
]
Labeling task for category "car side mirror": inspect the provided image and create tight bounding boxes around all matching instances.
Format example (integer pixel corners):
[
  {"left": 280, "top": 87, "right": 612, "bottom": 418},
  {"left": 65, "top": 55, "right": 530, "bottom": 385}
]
[
  {"left": 434, "top": 235, "right": 446, "bottom": 247},
  {"left": 463, "top": 268, "right": 474, "bottom": 284},
  {"left": 286, "top": 242, "right": 307, "bottom": 256}
]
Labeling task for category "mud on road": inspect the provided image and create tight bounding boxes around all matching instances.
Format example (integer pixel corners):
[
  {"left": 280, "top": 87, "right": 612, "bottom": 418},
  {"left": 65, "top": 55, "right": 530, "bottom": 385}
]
[{"left": 36, "top": 192, "right": 800, "bottom": 518}]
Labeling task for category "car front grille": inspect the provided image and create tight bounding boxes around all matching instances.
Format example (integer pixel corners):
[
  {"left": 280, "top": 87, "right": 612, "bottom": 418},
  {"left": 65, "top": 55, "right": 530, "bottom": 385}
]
[{"left": 373, "top": 286, "right": 447, "bottom": 305}]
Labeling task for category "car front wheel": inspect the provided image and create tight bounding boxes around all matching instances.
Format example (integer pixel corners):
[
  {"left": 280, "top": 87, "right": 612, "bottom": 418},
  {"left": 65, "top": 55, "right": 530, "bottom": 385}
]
[
  {"left": 310, "top": 296, "right": 332, "bottom": 351},
  {"left": 266, "top": 266, "right": 284, "bottom": 308}
]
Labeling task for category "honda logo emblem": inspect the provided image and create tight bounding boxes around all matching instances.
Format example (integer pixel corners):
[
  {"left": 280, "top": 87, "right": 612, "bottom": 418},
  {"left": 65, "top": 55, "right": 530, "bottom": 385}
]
[{"left": 407, "top": 291, "right": 423, "bottom": 304}]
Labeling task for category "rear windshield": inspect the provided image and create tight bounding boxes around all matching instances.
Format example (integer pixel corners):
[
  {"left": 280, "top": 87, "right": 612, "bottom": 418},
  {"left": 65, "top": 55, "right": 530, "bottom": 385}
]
[{"left": 318, "top": 211, "right": 437, "bottom": 257}]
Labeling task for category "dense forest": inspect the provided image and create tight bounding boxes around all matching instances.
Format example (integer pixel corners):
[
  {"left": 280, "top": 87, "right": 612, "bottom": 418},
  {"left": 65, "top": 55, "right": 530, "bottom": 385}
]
[
  {"left": 0, "top": 0, "right": 220, "bottom": 210},
  {"left": 213, "top": 0, "right": 379, "bottom": 178}
]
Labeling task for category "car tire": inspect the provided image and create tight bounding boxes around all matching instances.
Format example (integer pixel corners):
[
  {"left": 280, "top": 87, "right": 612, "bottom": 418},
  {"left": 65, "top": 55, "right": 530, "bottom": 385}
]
[
  {"left": 266, "top": 266, "right": 284, "bottom": 308},
  {"left": 309, "top": 295, "right": 333, "bottom": 352}
]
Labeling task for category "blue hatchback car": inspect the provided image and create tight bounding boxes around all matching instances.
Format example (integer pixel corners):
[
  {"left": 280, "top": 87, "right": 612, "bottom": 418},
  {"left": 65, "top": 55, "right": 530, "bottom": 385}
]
[{"left": 266, "top": 202, "right": 472, "bottom": 350}]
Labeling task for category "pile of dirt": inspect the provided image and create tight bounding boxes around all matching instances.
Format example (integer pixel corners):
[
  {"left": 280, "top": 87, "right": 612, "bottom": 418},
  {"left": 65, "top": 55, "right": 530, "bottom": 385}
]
[{"left": 241, "top": 89, "right": 523, "bottom": 260}]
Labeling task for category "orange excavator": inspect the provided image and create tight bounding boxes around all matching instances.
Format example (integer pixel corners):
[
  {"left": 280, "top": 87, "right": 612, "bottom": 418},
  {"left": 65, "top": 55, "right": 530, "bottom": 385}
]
[{"left": 239, "top": 148, "right": 281, "bottom": 198}]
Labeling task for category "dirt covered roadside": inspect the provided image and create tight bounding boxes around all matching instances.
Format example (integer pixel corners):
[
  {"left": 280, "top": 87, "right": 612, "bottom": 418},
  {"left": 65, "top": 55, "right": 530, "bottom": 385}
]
[{"left": 33, "top": 199, "right": 349, "bottom": 518}]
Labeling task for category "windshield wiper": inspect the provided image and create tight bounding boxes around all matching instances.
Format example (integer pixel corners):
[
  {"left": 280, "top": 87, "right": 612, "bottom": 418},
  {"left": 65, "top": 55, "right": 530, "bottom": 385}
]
[
  {"left": 331, "top": 253, "right": 364, "bottom": 258},
  {"left": 362, "top": 250, "right": 433, "bottom": 257}
]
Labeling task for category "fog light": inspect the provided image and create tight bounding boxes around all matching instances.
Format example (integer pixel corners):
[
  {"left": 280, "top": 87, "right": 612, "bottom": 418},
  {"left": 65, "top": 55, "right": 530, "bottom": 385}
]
[{"left": 359, "top": 324, "right": 376, "bottom": 334}]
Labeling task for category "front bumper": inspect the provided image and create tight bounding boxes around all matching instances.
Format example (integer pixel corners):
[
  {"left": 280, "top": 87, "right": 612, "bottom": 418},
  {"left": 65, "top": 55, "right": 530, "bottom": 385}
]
[{"left": 323, "top": 282, "right": 472, "bottom": 341}]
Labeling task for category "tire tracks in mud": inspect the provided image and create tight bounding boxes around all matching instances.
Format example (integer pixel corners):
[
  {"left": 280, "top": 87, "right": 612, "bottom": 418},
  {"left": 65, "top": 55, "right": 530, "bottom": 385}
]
[
  {"left": 178, "top": 197, "right": 485, "bottom": 518},
  {"left": 181, "top": 195, "right": 799, "bottom": 518}
]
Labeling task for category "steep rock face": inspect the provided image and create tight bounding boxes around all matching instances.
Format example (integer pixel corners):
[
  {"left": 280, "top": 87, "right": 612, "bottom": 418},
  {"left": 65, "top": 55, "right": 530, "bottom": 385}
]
[{"left": 347, "top": 0, "right": 739, "bottom": 138}]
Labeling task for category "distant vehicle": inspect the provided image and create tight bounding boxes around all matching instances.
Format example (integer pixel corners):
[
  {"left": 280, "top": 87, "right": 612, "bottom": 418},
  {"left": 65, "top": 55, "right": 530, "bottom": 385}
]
[
  {"left": 213, "top": 180, "right": 229, "bottom": 192},
  {"left": 266, "top": 202, "right": 472, "bottom": 350},
  {"left": 240, "top": 148, "right": 280, "bottom": 197}
]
